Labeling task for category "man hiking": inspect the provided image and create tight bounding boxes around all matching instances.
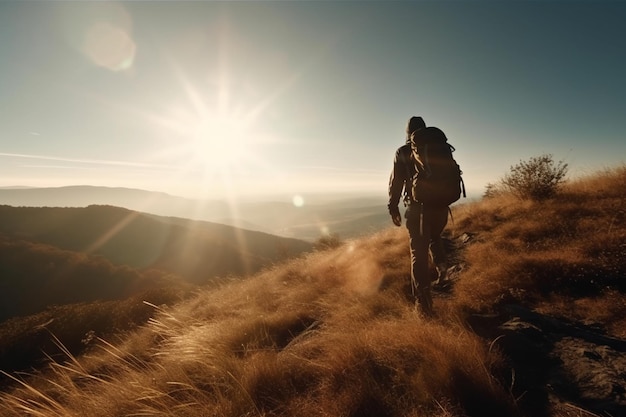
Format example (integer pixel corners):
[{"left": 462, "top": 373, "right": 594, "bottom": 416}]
[{"left": 388, "top": 116, "right": 463, "bottom": 316}]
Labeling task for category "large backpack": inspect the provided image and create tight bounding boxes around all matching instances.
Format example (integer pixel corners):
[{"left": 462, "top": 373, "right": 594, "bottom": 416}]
[{"left": 408, "top": 127, "right": 466, "bottom": 206}]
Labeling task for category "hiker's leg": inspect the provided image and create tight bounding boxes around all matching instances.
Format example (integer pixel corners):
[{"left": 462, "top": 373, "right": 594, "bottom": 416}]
[
  {"left": 426, "top": 206, "right": 449, "bottom": 282},
  {"left": 406, "top": 204, "right": 432, "bottom": 315}
]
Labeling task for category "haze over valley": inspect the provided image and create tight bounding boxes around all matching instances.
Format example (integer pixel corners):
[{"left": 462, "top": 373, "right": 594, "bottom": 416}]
[{"left": 0, "top": 186, "right": 389, "bottom": 241}]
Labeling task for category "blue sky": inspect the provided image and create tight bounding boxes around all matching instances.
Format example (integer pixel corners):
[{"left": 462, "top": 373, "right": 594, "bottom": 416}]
[{"left": 1, "top": 1, "right": 625, "bottom": 202}]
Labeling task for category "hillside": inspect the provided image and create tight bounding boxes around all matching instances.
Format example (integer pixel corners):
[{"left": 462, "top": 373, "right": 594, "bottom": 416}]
[
  {"left": 0, "top": 236, "right": 180, "bottom": 322},
  {"left": 0, "top": 205, "right": 313, "bottom": 283},
  {"left": 1, "top": 166, "right": 625, "bottom": 417},
  {"left": 0, "top": 236, "right": 194, "bottom": 377},
  {"left": 0, "top": 286, "right": 190, "bottom": 378}
]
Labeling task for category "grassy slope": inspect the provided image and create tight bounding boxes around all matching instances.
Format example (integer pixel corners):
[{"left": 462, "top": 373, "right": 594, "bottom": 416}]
[
  {"left": 1, "top": 166, "right": 624, "bottom": 417},
  {"left": 0, "top": 237, "right": 193, "bottom": 376},
  {"left": 449, "top": 166, "right": 626, "bottom": 338},
  {"left": 0, "top": 205, "right": 310, "bottom": 381},
  {"left": 0, "top": 286, "right": 190, "bottom": 377}
]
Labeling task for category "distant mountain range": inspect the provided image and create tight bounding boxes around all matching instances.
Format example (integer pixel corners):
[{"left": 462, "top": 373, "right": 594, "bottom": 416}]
[{"left": 0, "top": 186, "right": 389, "bottom": 241}]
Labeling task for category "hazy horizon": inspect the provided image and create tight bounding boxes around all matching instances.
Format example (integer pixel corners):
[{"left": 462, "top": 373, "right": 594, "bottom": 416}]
[
  {"left": 0, "top": 183, "right": 389, "bottom": 204},
  {"left": 1, "top": 1, "right": 625, "bottom": 201}
]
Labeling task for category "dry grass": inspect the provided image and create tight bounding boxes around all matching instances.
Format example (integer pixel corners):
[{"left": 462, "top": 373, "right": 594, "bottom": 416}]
[
  {"left": 0, "top": 230, "right": 518, "bottom": 417},
  {"left": 1, "top": 165, "right": 624, "bottom": 417},
  {"left": 448, "top": 165, "right": 626, "bottom": 336}
]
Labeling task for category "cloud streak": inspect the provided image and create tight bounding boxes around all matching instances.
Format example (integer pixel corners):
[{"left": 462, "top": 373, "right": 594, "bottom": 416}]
[{"left": 0, "top": 152, "right": 175, "bottom": 170}]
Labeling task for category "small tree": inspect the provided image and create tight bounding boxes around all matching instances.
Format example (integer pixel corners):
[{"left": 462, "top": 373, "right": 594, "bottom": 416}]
[{"left": 502, "top": 154, "right": 568, "bottom": 200}]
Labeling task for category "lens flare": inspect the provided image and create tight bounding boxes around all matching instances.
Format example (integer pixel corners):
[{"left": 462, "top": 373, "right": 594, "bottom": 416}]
[
  {"left": 83, "top": 22, "right": 136, "bottom": 71},
  {"left": 292, "top": 195, "right": 305, "bottom": 207}
]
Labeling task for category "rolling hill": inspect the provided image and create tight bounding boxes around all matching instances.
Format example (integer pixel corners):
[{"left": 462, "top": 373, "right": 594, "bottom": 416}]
[
  {"left": 0, "top": 204, "right": 313, "bottom": 283},
  {"left": 0, "top": 204, "right": 312, "bottom": 377}
]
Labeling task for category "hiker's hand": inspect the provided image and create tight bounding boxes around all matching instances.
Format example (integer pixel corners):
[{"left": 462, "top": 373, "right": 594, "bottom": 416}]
[{"left": 389, "top": 207, "right": 402, "bottom": 227}]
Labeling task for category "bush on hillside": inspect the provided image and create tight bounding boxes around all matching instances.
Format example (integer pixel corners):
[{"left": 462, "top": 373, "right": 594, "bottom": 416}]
[
  {"left": 313, "top": 233, "right": 343, "bottom": 251},
  {"left": 483, "top": 182, "right": 504, "bottom": 199},
  {"left": 501, "top": 154, "right": 568, "bottom": 200}
]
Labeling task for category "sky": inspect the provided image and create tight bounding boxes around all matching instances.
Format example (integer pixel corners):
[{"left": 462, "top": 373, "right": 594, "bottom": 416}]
[{"left": 1, "top": 0, "right": 625, "bottom": 203}]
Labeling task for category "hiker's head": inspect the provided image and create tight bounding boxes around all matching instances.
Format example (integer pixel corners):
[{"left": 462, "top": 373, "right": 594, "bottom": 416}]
[{"left": 406, "top": 116, "right": 426, "bottom": 137}]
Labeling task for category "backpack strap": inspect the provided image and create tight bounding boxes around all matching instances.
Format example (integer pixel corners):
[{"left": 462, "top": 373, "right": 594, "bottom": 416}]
[
  {"left": 400, "top": 144, "right": 427, "bottom": 238},
  {"left": 421, "top": 143, "right": 432, "bottom": 177},
  {"left": 401, "top": 145, "right": 415, "bottom": 206}
]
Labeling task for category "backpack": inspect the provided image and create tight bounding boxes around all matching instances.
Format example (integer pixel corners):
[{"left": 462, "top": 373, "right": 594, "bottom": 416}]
[{"left": 408, "top": 127, "right": 466, "bottom": 206}]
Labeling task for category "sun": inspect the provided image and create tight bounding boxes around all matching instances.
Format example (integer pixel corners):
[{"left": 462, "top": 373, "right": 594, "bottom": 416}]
[
  {"left": 187, "top": 112, "right": 250, "bottom": 171},
  {"left": 151, "top": 97, "right": 264, "bottom": 187},
  {"left": 137, "top": 59, "right": 283, "bottom": 198}
]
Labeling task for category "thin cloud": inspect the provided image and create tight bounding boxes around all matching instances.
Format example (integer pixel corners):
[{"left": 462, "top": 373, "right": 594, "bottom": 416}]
[
  {"left": 0, "top": 152, "right": 175, "bottom": 170},
  {"left": 301, "top": 165, "right": 388, "bottom": 175},
  {"left": 22, "top": 165, "right": 85, "bottom": 170}
]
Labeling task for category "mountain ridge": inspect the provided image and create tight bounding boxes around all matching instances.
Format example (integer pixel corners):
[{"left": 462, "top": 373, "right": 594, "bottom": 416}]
[{"left": 0, "top": 204, "right": 313, "bottom": 283}]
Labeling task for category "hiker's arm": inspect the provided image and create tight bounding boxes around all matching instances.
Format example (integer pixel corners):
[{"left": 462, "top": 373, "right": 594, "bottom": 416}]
[{"left": 388, "top": 148, "right": 406, "bottom": 226}]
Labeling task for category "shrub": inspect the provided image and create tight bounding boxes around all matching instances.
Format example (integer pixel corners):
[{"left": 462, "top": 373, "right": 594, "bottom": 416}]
[
  {"left": 483, "top": 182, "right": 504, "bottom": 199},
  {"left": 313, "top": 233, "right": 343, "bottom": 251},
  {"left": 501, "top": 154, "right": 568, "bottom": 200}
]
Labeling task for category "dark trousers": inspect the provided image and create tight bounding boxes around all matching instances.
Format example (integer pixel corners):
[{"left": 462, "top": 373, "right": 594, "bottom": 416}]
[{"left": 405, "top": 204, "right": 448, "bottom": 313}]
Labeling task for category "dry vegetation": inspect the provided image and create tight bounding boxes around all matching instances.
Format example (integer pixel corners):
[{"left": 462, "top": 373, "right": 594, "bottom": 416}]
[
  {"left": 450, "top": 165, "right": 626, "bottom": 338},
  {"left": 1, "top": 166, "right": 624, "bottom": 417}
]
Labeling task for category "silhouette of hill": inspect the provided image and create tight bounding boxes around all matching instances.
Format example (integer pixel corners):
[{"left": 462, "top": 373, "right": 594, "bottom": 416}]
[
  {"left": 2, "top": 167, "right": 623, "bottom": 417},
  {"left": 0, "top": 205, "right": 313, "bottom": 283},
  {"left": 0, "top": 185, "right": 206, "bottom": 215},
  {"left": 0, "top": 186, "right": 388, "bottom": 240}
]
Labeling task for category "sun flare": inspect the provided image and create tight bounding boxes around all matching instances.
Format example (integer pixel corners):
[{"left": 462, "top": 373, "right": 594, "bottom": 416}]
[
  {"left": 152, "top": 96, "right": 266, "bottom": 187},
  {"left": 187, "top": 113, "right": 250, "bottom": 171},
  {"left": 135, "top": 50, "right": 286, "bottom": 199}
]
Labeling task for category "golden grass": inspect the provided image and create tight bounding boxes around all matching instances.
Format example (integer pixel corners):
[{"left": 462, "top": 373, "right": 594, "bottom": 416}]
[
  {"left": 0, "top": 228, "right": 518, "bottom": 416},
  {"left": 448, "top": 165, "right": 626, "bottom": 335},
  {"left": 2, "top": 165, "right": 624, "bottom": 417}
]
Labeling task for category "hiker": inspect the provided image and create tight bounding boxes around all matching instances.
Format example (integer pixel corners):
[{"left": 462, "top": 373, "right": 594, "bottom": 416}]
[{"left": 388, "top": 116, "right": 463, "bottom": 316}]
